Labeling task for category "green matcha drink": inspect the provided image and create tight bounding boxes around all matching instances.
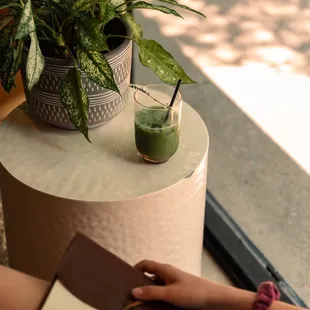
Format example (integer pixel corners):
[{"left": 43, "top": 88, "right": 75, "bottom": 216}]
[
  {"left": 134, "top": 84, "right": 182, "bottom": 164},
  {"left": 135, "top": 109, "right": 180, "bottom": 163}
]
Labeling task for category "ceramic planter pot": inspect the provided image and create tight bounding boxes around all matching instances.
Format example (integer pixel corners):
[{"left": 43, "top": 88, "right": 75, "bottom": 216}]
[{"left": 20, "top": 21, "right": 132, "bottom": 130}]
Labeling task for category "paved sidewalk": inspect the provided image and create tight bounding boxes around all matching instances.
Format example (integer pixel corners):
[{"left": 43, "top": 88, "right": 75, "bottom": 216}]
[{"left": 133, "top": 0, "right": 310, "bottom": 303}]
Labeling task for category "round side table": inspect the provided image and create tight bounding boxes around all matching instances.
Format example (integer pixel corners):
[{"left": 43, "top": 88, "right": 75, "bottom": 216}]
[{"left": 0, "top": 88, "right": 209, "bottom": 280}]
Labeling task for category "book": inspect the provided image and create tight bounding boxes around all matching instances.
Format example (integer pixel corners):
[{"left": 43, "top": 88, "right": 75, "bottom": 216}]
[{"left": 40, "top": 233, "right": 183, "bottom": 310}]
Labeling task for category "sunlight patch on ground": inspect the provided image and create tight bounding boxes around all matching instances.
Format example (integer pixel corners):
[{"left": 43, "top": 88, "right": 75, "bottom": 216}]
[
  {"left": 141, "top": 0, "right": 310, "bottom": 174},
  {"left": 203, "top": 66, "right": 310, "bottom": 175}
]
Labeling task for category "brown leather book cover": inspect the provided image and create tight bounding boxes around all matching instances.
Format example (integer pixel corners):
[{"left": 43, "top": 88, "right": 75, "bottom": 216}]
[{"left": 40, "top": 233, "right": 183, "bottom": 310}]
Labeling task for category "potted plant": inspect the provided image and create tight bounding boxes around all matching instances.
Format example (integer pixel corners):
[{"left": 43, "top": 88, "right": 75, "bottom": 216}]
[{"left": 0, "top": 0, "right": 204, "bottom": 141}]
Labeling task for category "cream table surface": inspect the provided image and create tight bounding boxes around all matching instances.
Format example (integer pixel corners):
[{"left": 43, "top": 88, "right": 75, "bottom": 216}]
[{"left": 0, "top": 88, "right": 209, "bottom": 280}]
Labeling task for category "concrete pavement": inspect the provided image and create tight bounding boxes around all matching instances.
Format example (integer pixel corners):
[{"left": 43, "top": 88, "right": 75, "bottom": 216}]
[{"left": 132, "top": 0, "right": 310, "bottom": 303}]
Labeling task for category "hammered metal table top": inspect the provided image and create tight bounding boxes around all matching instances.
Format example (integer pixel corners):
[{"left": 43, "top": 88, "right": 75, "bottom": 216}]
[{"left": 0, "top": 88, "right": 209, "bottom": 202}]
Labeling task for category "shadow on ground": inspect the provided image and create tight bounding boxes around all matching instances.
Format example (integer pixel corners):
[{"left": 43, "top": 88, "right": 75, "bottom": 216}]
[{"left": 137, "top": 0, "right": 310, "bottom": 74}]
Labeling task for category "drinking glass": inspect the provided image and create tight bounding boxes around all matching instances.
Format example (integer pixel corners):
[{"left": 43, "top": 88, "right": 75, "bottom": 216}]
[{"left": 134, "top": 84, "right": 182, "bottom": 164}]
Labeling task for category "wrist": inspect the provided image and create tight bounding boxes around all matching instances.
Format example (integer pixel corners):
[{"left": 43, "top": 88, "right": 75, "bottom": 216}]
[{"left": 205, "top": 283, "right": 256, "bottom": 310}]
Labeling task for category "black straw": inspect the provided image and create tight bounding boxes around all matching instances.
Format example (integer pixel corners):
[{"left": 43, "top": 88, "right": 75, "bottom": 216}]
[
  {"left": 164, "top": 79, "right": 182, "bottom": 122},
  {"left": 169, "top": 79, "right": 182, "bottom": 108}
]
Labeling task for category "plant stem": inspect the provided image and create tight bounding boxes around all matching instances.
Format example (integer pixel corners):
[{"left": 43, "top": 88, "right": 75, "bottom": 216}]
[
  {"left": 35, "top": 22, "right": 59, "bottom": 42},
  {"left": 35, "top": 18, "right": 61, "bottom": 46},
  {"left": 65, "top": 47, "right": 77, "bottom": 66},
  {"left": 130, "top": 85, "right": 171, "bottom": 109},
  {"left": 91, "top": 3, "right": 96, "bottom": 17},
  {"left": 116, "top": 7, "right": 130, "bottom": 14},
  {"left": 0, "top": 4, "right": 23, "bottom": 10},
  {"left": 37, "top": 36, "right": 54, "bottom": 41},
  {"left": 60, "top": 15, "right": 72, "bottom": 30},
  {"left": 47, "top": 0, "right": 55, "bottom": 30},
  {"left": 114, "top": 0, "right": 137, "bottom": 10},
  {"left": 34, "top": 16, "right": 56, "bottom": 34},
  {"left": 114, "top": 1, "right": 127, "bottom": 10},
  {"left": 38, "top": 29, "right": 49, "bottom": 39},
  {"left": 107, "top": 34, "right": 133, "bottom": 40},
  {"left": 0, "top": 16, "right": 14, "bottom": 30},
  {"left": 51, "top": 9, "right": 61, "bottom": 30}
]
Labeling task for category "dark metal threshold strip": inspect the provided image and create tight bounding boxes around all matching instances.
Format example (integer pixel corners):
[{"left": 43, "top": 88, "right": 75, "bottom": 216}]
[{"left": 204, "top": 191, "right": 308, "bottom": 308}]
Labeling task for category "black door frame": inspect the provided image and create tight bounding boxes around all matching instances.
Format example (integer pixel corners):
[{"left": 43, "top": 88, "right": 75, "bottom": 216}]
[{"left": 204, "top": 191, "right": 307, "bottom": 307}]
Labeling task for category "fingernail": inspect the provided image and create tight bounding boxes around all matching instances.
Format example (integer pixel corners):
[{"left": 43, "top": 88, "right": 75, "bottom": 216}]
[{"left": 132, "top": 288, "right": 143, "bottom": 297}]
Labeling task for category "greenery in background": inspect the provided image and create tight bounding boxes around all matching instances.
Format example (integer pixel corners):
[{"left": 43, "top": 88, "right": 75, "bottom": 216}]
[{"left": 0, "top": 0, "right": 205, "bottom": 140}]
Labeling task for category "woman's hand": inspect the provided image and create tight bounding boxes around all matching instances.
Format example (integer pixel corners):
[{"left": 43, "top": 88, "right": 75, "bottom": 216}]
[
  {"left": 132, "top": 261, "right": 304, "bottom": 310},
  {"left": 132, "top": 260, "right": 221, "bottom": 309}
]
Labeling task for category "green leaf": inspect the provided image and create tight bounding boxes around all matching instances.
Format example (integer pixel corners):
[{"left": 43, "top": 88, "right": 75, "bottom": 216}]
[
  {"left": 0, "top": 25, "right": 14, "bottom": 48},
  {"left": 0, "top": 47, "right": 14, "bottom": 91},
  {"left": 0, "top": 26, "right": 15, "bottom": 90},
  {"left": 15, "top": 0, "right": 35, "bottom": 40},
  {"left": 26, "top": 32, "right": 45, "bottom": 90},
  {"left": 77, "top": 47, "right": 119, "bottom": 93},
  {"left": 127, "top": 1, "right": 183, "bottom": 18},
  {"left": 122, "top": 13, "right": 142, "bottom": 41},
  {"left": 60, "top": 67, "right": 90, "bottom": 142},
  {"left": 78, "top": 18, "right": 109, "bottom": 52},
  {"left": 110, "top": 0, "right": 124, "bottom": 7},
  {"left": 157, "top": 0, "right": 206, "bottom": 18},
  {"left": 71, "top": 0, "right": 96, "bottom": 13},
  {"left": 12, "top": 40, "right": 23, "bottom": 74},
  {"left": 99, "top": 0, "right": 116, "bottom": 24},
  {"left": 0, "top": 25, "right": 15, "bottom": 79},
  {"left": 0, "top": 40, "right": 23, "bottom": 92},
  {"left": 138, "top": 38, "right": 195, "bottom": 84}
]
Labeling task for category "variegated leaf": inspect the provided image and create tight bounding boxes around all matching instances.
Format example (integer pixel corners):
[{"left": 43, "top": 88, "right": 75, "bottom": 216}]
[
  {"left": 77, "top": 47, "right": 119, "bottom": 93},
  {"left": 0, "top": 40, "right": 23, "bottom": 92},
  {"left": 0, "top": 47, "right": 13, "bottom": 91},
  {"left": 78, "top": 18, "right": 109, "bottom": 51},
  {"left": 122, "top": 13, "right": 142, "bottom": 41},
  {"left": 26, "top": 32, "right": 45, "bottom": 90},
  {"left": 127, "top": 2, "right": 183, "bottom": 19},
  {"left": 157, "top": 0, "right": 206, "bottom": 18},
  {"left": 12, "top": 40, "right": 24, "bottom": 74},
  {"left": 15, "top": 0, "right": 36, "bottom": 40},
  {"left": 71, "top": 0, "right": 96, "bottom": 13},
  {"left": 60, "top": 67, "right": 90, "bottom": 142},
  {"left": 110, "top": 0, "right": 123, "bottom": 7},
  {"left": 0, "top": 26, "right": 14, "bottom": 67},
  {"left": 0, "top": 26, "right": 14, "bottom": 48},
  {"left": 99, "top": 0, "right": 116, "bottom": 24},
  {"left": 138, "top": 38, "right": 195, "bottom": 84}
]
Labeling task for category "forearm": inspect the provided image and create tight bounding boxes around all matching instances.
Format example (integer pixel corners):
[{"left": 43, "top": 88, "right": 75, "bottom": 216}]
[
  {"left": 207, "top": 283, "right": 304, "bottom": 310},
  {"left": 0, "top": 265, "right": 49, "bottom": 310}
]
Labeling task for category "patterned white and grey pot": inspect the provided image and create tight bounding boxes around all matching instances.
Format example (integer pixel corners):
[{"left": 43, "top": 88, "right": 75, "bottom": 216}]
[{"left": 20, "top": 27, "right": 132, "bottom": 130}]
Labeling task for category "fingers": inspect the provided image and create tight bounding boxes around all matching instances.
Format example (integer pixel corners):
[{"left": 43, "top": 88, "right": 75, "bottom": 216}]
[
  {"left": 135, "top": 260, "right": 178, "bottom": 282},
  {"left": 132, "top": 285, "right": 168, "bottom": 301}
]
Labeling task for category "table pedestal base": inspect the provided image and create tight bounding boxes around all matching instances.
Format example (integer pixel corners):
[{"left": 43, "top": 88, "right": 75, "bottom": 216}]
[{"left": 0, "top": 158, "right": 207, "bottom": 280}]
